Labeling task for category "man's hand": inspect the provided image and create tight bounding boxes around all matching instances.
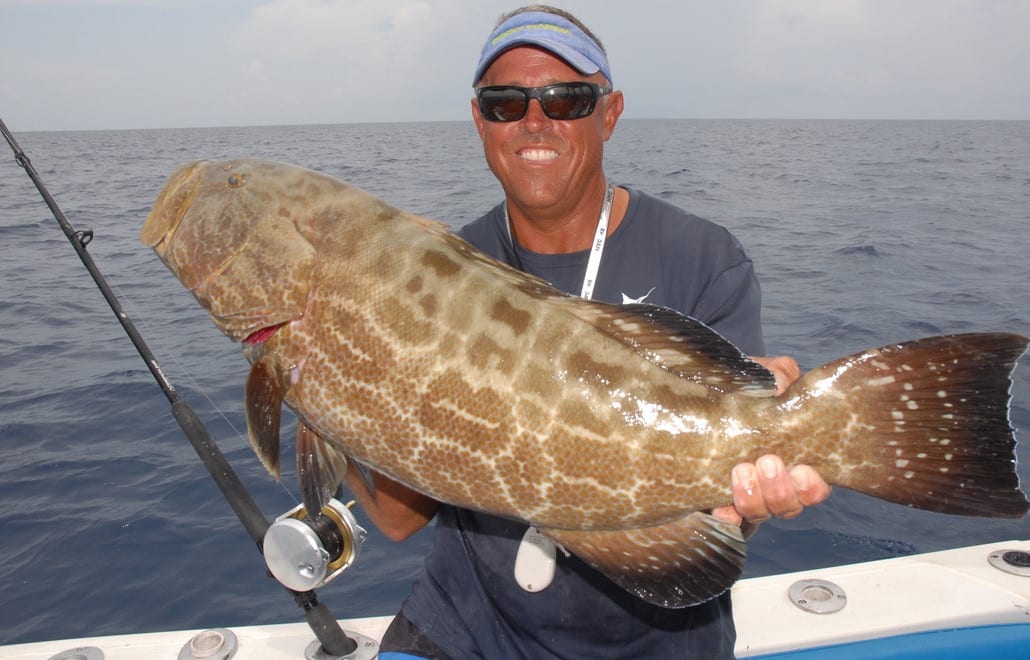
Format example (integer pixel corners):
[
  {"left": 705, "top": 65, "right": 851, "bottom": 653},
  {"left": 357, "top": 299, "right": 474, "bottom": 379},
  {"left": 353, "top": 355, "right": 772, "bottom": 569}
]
[
  {"left": 713, "top": 457, "right": 831, "bottom": 531},
  {"left": 711, "top": 355, "right": 832, "bottom": 534}
]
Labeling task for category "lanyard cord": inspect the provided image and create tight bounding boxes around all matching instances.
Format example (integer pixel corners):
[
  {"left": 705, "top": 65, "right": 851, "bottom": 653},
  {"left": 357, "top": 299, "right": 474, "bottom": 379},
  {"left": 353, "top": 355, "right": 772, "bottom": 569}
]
[{"left": 504, "top": 182, "right": 616, "bottom": 300}]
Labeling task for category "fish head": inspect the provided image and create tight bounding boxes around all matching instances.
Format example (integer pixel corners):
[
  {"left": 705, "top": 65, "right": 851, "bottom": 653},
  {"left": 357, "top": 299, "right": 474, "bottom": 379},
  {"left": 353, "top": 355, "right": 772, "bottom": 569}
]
[{"left": 141, "top": 159, "right": 317, "bottom": 343}]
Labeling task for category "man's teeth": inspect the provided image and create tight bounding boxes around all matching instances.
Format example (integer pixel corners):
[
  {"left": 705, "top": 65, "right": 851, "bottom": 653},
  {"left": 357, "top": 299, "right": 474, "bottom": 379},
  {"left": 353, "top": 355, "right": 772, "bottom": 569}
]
[{"left": 520, "top": 149, "right": 558, "bottom": 161}]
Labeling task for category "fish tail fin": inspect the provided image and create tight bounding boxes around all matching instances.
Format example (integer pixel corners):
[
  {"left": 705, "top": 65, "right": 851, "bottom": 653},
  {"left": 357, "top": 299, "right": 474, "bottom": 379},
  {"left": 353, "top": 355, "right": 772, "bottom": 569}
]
[{"left": 784, "top": 332, "right": 1029, "bottom": 518}]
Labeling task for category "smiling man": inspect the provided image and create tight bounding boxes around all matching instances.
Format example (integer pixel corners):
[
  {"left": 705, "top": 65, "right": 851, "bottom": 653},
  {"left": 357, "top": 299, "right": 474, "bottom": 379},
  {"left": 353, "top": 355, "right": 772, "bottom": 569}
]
[{"left": 351, "top": 5, "right": 831, "bottom": 658}]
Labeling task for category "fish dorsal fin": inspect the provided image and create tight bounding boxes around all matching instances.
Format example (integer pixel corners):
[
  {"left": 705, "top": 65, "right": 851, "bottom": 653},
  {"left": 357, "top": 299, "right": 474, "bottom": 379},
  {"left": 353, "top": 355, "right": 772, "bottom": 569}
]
[
  {"left": 544, "top": 511, "right": 747, "bottom": 608},
  {"left": 570, "top": 301, "right": 777, "bottom": 395}
]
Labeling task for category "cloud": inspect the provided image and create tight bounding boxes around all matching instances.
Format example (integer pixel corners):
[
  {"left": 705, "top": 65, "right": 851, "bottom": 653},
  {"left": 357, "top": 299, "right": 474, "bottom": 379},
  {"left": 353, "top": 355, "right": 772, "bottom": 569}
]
[
  {"left": 726, "top": 0, "right": 1030, "bottom": 118},
  {"left": 2, "top": 0, "right": 1028, "bottom": 130},
  {"left": 223, "top": 0, "right": 492, "bottom": 125}
]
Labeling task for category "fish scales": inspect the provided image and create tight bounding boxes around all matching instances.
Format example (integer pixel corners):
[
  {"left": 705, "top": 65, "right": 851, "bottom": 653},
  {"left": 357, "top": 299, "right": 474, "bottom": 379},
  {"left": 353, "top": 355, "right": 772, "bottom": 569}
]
[
  {"left": 299, "top": 201, "right": 744, "bottom": 530},
  {"left": 142, "top": 159, "right": 1028, "bottom": 608}
]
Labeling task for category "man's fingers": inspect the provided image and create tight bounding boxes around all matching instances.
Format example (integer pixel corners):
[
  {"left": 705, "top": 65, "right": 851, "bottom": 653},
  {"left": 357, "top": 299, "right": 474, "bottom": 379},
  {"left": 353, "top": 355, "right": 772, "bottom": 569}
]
[
  {"left": 754, "top": 455, "right": 804, "bottom": 519},
  {"left": 788, "top": 464, "right": 833, "bottom": 507}
]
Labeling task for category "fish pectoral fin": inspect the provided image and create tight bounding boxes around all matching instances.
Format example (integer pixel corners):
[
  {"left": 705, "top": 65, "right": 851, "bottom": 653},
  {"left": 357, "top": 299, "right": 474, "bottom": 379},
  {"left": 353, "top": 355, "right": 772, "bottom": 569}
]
[
  {"left": 244, "top": 354, "right": 287, "bottom": 479},
  {"left": 296, "top": 421, "right": 350, "bottom": 518},
  {"left": 543, "top": 511, "right": 746, "bottom": 609}
]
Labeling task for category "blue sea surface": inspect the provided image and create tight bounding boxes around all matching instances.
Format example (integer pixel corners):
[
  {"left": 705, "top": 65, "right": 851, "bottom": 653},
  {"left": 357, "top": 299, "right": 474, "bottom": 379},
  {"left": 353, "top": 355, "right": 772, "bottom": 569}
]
[{"left": 1, "top": 119, "right": 1028, "bottom": 644}]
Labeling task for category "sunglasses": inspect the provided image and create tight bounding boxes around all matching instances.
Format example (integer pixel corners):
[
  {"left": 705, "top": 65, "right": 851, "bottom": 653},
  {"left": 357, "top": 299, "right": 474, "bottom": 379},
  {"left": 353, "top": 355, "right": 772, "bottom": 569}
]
[{"left": 475, "top": 82, "right": 611, "bottom": 123}]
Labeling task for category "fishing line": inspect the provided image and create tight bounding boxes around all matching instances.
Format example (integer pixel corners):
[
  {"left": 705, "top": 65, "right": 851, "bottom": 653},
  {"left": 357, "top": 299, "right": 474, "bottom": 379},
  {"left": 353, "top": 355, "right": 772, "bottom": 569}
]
[
  {"left": 1, "top": 117, "right": 352, "bottom": 656},
  {"left": 112, "top": 288, "right": 302, "bottom": 507}
]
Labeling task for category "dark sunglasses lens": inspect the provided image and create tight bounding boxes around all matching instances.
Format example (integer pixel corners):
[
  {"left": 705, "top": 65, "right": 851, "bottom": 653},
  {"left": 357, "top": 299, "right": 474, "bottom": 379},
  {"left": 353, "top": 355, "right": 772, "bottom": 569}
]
[
  {"left": 541, "top": 84, "right": 596, "bottom": 120},
  {"left": 479, "top": 89, "right": 528, "bottom": 122},
  {"left": 477, "top": 84, "right": 602, "bottom": 122}
]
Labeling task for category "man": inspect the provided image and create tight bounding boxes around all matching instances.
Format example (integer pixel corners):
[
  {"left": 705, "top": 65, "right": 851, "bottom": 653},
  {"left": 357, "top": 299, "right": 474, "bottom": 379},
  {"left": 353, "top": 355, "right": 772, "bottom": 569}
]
[{"left": 350, "top": 6, "right": 831, "bottom": 658}]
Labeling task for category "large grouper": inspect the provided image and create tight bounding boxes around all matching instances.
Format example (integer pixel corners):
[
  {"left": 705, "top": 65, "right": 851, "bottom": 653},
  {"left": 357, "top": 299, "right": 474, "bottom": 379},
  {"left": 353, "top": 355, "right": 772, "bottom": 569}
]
[{"left": 141, "top": 158, "right": 1028, "bottom": 608}]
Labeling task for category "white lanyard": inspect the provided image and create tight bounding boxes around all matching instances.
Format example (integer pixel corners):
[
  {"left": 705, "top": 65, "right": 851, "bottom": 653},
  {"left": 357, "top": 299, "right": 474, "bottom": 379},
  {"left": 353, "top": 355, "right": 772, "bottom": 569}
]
[{"left": 504, "top": 183, "right": 616, "bottom": 300}]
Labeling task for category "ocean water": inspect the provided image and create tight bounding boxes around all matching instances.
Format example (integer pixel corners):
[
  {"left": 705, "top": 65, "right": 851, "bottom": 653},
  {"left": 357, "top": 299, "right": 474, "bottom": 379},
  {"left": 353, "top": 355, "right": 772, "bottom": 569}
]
[{"left": 1, "top": 119, "right": 1028, "bottom": 645}]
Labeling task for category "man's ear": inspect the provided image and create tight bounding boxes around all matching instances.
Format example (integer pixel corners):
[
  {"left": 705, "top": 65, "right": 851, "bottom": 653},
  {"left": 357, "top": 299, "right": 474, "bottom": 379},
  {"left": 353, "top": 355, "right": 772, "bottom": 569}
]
[{"left": 602, "top": 89, "right": 624, "bottom": 141}]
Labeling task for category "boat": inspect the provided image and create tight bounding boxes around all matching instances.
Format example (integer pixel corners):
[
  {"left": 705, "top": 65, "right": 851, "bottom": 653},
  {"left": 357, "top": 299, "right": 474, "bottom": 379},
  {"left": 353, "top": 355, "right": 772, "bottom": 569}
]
[{"left": 2, "top": 539, "right": 1026, "bottom": 659}]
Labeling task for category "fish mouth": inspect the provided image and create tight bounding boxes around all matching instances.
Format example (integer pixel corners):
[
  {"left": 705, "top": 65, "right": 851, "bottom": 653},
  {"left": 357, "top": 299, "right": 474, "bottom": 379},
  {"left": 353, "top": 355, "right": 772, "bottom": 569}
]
[
  {"left": 243, "top": 322, "right": 289, "bottom": 345},
  {"left": 141, "top": 161, "right": 203, "bottom": 250}
]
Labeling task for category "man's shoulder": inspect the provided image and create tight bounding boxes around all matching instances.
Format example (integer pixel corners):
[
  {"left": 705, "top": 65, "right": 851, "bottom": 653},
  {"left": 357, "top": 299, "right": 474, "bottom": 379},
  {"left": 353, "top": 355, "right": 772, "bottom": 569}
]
[{"left": 623, "top": 188, "right": 743, "bottom": 253}]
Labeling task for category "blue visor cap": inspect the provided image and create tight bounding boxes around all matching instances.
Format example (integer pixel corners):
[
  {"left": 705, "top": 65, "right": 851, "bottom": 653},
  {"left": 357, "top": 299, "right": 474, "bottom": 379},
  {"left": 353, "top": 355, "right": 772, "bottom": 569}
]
[{"left": 472, "top": 11, "right": 612, "bottom": 86}]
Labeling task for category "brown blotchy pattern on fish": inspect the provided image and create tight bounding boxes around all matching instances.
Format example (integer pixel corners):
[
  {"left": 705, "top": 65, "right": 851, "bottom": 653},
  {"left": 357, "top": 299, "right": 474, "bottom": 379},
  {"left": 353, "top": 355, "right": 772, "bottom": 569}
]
[
  {"left": 491, "top": 298, "right": 533, "bottom": 336},
  {"left": 142, "top": 158, "right": 1028, "bottom": 609}
]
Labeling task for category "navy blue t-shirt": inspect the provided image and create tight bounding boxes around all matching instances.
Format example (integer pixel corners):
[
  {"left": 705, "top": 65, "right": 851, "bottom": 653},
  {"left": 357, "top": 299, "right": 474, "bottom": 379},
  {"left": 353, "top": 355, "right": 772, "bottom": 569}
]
[{"left": 397, "top": 188, "right": 765, "bottom": 659}]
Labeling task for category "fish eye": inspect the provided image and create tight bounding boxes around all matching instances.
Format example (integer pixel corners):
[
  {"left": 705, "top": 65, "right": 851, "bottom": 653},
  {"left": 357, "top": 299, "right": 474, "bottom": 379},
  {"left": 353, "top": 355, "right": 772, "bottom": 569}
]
[{"left": 227, "top": 173, "right": 247, "bottom": 189}]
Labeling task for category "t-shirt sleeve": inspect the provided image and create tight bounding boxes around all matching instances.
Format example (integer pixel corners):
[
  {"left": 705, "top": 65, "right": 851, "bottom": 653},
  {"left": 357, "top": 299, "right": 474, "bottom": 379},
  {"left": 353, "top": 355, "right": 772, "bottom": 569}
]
[
  {"left": 692, "top": 258, "right": 766, "bottom": 356},
  {"left": 646, "top": 195, "right": 767, "bottom": 356}
]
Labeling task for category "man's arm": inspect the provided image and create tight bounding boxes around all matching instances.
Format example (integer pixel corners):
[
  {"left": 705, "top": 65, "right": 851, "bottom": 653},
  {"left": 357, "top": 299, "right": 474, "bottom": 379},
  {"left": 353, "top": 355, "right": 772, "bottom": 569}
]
[{"left": 345, "top": 461, "right": 439, "bottom": 542}]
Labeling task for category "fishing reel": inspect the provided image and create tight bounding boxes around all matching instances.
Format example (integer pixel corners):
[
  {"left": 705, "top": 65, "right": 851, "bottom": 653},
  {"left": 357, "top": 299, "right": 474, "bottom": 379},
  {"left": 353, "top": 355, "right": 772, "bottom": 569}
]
[{"left": 263, "top": 498, "right": 368, "bottom": 592}]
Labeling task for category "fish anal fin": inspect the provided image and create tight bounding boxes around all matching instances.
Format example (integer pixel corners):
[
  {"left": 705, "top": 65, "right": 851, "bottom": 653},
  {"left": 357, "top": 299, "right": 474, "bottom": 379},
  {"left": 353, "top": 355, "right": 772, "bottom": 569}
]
[
  {"left": 244, "top": 355, "right": 286, "bottom": 479},
  {"left": 568, "top": 300, "right": 777, "bottom": 395},
  {"left": 296, "top": 421, "right": 350, "bottom": 518},
  {"left": 544, "top": 511, "right": 746, "bottom": 608}
]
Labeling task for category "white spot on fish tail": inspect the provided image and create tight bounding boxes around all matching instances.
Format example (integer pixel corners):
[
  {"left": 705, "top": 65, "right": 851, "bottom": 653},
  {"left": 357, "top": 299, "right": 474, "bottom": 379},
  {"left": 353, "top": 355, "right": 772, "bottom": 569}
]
[
  {"left": 939, "top": 438, "right": 951, "bottom": 446},
  {"left": 944, "top": 453, "right": 953, "bottom": 461},
  {"left": 937, "top": 390, "right": 947, "bottom": 398},
  {"left": 892, "top": 411, "right": 905, "bottom": 420},
  {"left": 896, "top": 459, "right": 909, "bottom": 468},
  {"left": 904, "top": 471, "right": 915, "bottom": 479},
  {"left": 868, "top": 375, "right": 897, "bottom": 387},
  {"left": 902, "top": 383, "right": 914, "bottom": 391},
  {"left": 871, "top": 359, "right": 890, "bottom": 370},
  {"left": 906, "top": 400, "right": 919, "bottom": 410}
]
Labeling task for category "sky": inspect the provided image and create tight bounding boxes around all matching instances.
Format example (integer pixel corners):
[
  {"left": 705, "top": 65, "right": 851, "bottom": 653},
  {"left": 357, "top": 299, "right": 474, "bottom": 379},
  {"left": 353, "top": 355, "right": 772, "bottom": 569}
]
[{"left": 2, "top": 0, "right": 1029, "bottom": 132}]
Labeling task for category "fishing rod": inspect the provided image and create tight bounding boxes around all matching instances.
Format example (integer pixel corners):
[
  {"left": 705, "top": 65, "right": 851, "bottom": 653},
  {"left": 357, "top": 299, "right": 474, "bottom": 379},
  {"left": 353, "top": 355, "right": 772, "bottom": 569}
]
[{"left": 1, "top": 116, "right": 365, "bottom": 658}]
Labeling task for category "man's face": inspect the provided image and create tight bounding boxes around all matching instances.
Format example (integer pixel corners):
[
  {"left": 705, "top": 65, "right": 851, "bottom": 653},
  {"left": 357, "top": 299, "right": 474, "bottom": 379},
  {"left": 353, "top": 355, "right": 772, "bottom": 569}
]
[{"left": 472, "top": 46, "right": 623, "bottom": 218}]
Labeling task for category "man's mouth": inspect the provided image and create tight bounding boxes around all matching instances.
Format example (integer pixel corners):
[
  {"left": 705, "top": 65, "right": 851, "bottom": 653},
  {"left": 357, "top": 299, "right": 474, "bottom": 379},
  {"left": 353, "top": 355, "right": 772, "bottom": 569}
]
[{"left": 518, "top": 148, "right": 559, "bottom": 162}]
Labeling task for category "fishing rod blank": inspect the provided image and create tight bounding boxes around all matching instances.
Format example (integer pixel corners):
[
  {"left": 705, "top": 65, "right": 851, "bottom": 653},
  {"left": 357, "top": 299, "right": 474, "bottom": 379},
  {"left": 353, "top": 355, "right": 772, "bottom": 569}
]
[{"left": 1, "top": 116, "right": 362, "bottom": 658}]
